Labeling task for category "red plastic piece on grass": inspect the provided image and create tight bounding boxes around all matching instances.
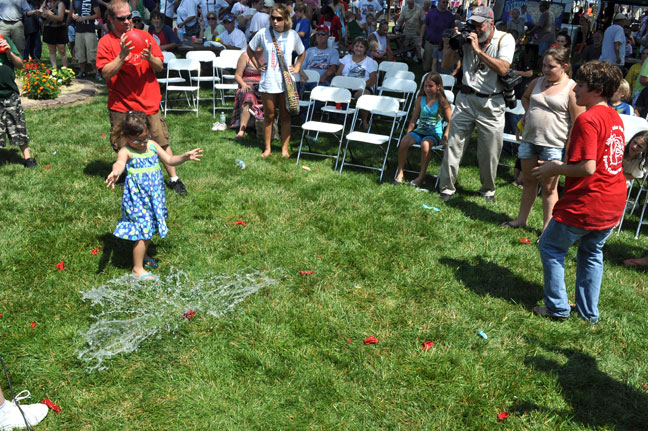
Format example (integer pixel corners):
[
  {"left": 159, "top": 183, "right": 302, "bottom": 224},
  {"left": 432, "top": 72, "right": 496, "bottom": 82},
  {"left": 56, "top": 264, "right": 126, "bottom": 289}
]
[
  {"left": 183, "top": 310, "right": 195, "bottom": 320},
  {"left": 0, "top": 314, "right": 2, "bottom": 317},
  {"left": 41, "top": 398, "right": 61, "bottom": 413},
  {"left": 346, "top": 339, "right": 351, "bottom": 343},
  {"left": 44, "top": 165, "right": 51, "bottom": 170},
  {"left": 55, "top": 261, "right": 67, "bottom": 272},
  {"left": 519, "top": 238, "right": 531, "bottom": 244},
  {"left": 421, "top": 341, "right": 435, "bottom": 351},
  {"left": 364, "top": 336, "right": 378, "bottom": 345},
  {"left": 30, "top": 321, "right": 36, "bottom": 329},
  {"left": 91, "top": 247, "right": 100, "bottom": 255},
  {"left": 101, "top": 133, "right": 106, "bottom": 139},
  {"left": 234, "top": 221, "right": 246, "bottom": 226},
  {"left": 299, "top": 270, "right": 313, "bottom": 275},
  {"left": 642, "top": 383, "right": 648, "bottom": 392},
  {"left": 497, "top": 412, "right": 509, "bottom": 422}
]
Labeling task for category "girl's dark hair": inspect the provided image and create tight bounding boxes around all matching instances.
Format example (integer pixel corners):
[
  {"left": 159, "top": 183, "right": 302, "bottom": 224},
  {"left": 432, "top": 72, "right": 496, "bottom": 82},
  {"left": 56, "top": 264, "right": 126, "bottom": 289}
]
[
  {"left": 113, "top": 111, "right": 150, "bottom": 143},
  {"left": 543, "top": 46, "right": 572, "bottom": 77}
]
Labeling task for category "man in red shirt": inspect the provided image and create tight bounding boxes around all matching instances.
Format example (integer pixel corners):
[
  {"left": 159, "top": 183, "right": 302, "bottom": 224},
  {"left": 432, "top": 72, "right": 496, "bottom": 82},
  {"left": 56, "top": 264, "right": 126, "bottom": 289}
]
[
  {"left": 96, "top": 0, "right": 188, "bottom": 195},
  {"left": 531, "top": 61, "right": 625, "bottom": 323}
]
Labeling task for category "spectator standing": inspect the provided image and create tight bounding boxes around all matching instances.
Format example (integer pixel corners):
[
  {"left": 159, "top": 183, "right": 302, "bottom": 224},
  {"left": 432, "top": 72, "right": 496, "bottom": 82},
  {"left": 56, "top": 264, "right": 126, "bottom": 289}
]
[
  {"left": 293, "top": 4, "right": 311, "bottom": 50},
  {"left": 626, "top": 48, "right": 648, "bottom": 94},
  {"left": 506, "top": 8, "right": 525, "bottom": 41},
  {"left": 355, "top": 0, "right": 382, "bottom": 27},
  {"left": 396, "top": 0, "right": 424, "bottom": 61},
  {"left": 532, "top": 61, "right": 625, "bottom": 323},
  {"left": 97, "top": 0, "right": 189, "bottom": 195},
  {"left": 70, "top": 0, "right": 101, "bottom": 79},
  {"left": 176, "top": 0, "right": 205, "bottom": 39},
  {"left": 23, "top": 0, "right": 43, "bottom": 61},
  {"left": 247, "top": 0, "right": 273, "bottom": 39},
  {"left": 421, "top": 0, "right": 454, "bottom": 73},
  {"left": 217, "top": 13, "right": 246, "bottom": 49},
  {"left": 599, "top": 13, "right": 628, "bottom": 66},
  {"left": 437, "top": 6, "right": 515, "bottom": 202},
  {"left": 247, "top": 3, "right": 305, "bottom": 157},
  {"left": 42, "top": 0, "right": 69, "bottom": 68},
  {"left": 0, "top": 0, "right": 26, "bottom": 54},
  {"left": 159, "top": 0, "right": 177, "bottom": 27},
  {"left": 319, "top": 5, "right": 342, "bottom": 44},
  {"left": 527, "top": 1, "right": 555, "bottom": 56},
  {"left": 149, "top": 10, "right": 181, "bottom": 51},
  {"left": 0, "top": 34, "right": 38, "bottom": 168}
]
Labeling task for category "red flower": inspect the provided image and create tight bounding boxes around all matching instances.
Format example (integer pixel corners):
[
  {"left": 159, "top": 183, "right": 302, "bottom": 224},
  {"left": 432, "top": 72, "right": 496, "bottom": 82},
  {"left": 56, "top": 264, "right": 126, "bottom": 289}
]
[
  {"left": 364, "top": 336, "right": 378, "bottom": 345},
  {"left": 30, "top": 321, "right": 36, "bottom": 329},
  {"left": 519, "top": 238, "right": 531, "bottom": 244},
  {"left": 299, "top": 270, "right": 313, "bottom": 275},
  {"left": 421, "top": 341, "right": 435, "bottom": 351},
  {"left": 497, "top": 412, "right": 509, "bottom": 422},
  {"left": 41, "top": 398, "right": 61, "bottom": 413},
  {"left": 55, "top": 261, "right": 67, "bottom": 271},
  {"left": 183, "top": 310, "right": 195, "bottom": 320}
]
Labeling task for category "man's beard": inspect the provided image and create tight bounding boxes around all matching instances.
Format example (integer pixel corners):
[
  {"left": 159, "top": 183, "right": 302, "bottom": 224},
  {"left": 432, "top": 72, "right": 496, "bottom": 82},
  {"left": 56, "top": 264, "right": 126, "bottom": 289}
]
[{"left": 478, "top": 27, "right": 492, "bottom": 43}]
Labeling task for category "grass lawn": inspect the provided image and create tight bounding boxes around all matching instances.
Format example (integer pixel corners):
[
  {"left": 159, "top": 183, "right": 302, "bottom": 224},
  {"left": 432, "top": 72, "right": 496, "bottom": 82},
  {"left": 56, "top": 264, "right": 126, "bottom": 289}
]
[{"left": 1, "top": 82, "right": 648, "bottom": 431}]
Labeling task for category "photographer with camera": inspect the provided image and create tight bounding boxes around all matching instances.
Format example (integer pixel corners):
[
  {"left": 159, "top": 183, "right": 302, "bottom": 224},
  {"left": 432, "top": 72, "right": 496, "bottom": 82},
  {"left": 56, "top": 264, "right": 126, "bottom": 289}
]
[{"left": 437, "top": 6, "right": 515, "bottom": 203}]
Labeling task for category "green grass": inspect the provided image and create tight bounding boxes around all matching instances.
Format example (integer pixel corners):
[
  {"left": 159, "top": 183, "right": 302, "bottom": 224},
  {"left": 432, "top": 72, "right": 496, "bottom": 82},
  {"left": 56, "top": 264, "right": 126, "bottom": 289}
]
[{"left": 1, "top": 85, "right": 648, "bottom": 431}]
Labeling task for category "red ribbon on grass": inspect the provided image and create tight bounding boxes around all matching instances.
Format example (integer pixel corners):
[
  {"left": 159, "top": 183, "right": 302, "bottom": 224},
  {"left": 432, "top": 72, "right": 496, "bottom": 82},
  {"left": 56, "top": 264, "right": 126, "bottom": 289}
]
[
  {"left": 497, "top": 412, "right": 509, "bottom": 422},
  {"left": 519, "top": 238, "right": 531, "bottom": 244},
  {"left": 299, "top": 270, "right": 313, "bottom": 276},
  {"left": 55, "top": 261, "right": 67, "bottom": 272},
  {"left": 41, "top": 398, "right": 61, "bottom": 413},
  {"left": 183, "top": 310, "right": 195, "bottom": 320},
  {"left": 30, "top": 321, "right": 36, "bottom": 329},
  {"left": 421, "top": 341, "right": 435, "bottom": 351},
  {"left": 364, "top": 336, "right": 378, "bottom": 345}
]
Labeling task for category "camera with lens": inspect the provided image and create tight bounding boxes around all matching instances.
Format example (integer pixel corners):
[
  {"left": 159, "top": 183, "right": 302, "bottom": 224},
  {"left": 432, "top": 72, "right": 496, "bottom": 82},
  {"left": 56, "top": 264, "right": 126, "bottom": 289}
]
[
  {"left": 499, "top": 69, "right": 522, "bottom": 109},
  {"left": 449, "top": 21, "right": 477, "bottom": 50}
]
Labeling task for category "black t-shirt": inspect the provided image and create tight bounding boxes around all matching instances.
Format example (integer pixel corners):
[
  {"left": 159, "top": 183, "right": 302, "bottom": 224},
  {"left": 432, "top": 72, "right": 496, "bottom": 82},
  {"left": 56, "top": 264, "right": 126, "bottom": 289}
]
[
  {"left": 72, "top": 0, "right": 98, "bottom": 33},
  {"left": 636, "top": 87, "right": 648, "bottom": 119},
  {"left": 511, "top": 46, "right": 532, "bottom": 99}
]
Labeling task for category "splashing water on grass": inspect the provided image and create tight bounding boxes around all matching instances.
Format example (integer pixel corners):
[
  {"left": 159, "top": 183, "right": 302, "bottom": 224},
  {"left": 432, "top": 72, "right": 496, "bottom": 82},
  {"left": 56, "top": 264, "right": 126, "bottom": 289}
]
[{"left": 77, "top": 268, "right": 278, "bottom": 372}]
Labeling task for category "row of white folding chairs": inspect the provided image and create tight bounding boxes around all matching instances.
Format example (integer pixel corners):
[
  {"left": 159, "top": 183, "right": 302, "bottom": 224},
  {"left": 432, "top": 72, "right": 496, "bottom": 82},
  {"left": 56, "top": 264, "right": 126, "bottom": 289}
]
[{"left": 159, "top": 49, "right": 245, "bottom": 118}]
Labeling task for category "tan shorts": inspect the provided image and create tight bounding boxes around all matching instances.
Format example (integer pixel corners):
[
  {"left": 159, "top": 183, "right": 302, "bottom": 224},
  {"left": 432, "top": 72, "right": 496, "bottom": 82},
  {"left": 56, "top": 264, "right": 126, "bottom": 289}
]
[
  {"left": 109, "top": 110, "right": 170, "bottom": 152},
  {"left": 75, "top": 31, "right": 98, "bottom": 64}
]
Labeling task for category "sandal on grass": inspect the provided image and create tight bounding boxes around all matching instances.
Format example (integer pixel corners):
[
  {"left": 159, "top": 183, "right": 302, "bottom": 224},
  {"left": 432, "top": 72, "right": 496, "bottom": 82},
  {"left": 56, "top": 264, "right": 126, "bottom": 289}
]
[
  {"left": 393, "top": 178, "right": 403, "bottom": 185},
  {"left": 132, "top": 271, "right": 154, "bottom": 280},
  {"left": 144, "top": 257, "right": 158, "bottom": 269}
]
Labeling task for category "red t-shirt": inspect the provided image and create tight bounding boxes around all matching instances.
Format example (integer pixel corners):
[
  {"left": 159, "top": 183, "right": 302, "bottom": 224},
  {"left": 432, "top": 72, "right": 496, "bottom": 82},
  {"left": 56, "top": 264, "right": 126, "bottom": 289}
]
[
  {"left": 553, "top": 105, "right": 627, "bottom": 230},
  {"left": 96, "top": 29, "right": 163, "bottom": 115}
]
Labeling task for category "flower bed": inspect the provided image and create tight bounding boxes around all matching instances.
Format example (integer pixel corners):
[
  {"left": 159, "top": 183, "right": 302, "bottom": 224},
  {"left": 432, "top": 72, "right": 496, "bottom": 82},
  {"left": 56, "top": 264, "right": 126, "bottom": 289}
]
[{"left": 18, "top": 61, "right": 75, "bottom": 100}]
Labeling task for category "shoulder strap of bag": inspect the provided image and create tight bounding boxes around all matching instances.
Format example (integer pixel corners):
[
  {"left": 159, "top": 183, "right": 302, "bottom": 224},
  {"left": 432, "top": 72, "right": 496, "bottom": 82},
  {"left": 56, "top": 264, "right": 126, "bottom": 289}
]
[{"left": 270, "top": 28, "right": 289, "bottom": 75}]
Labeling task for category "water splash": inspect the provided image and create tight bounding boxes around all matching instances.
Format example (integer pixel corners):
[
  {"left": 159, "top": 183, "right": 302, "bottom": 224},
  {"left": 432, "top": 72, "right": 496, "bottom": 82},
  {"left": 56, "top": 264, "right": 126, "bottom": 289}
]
[{"left": 77, "top": 268, "right": 278, "bottom": 372}]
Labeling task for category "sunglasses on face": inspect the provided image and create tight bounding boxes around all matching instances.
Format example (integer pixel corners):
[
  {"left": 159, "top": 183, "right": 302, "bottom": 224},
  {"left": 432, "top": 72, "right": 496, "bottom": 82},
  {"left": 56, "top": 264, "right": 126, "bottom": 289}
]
[
  {"left": 114, "top": 14, "right": 132, "bottom": 21},
  {"left": 316, "top": 33, "right": 327, "bottom": 36},
  {"left": 271, "top": 16, "right": 284, "bottom": 21},
  {"left": 208, "top": 17, "right": 216, "bottom": 20}
]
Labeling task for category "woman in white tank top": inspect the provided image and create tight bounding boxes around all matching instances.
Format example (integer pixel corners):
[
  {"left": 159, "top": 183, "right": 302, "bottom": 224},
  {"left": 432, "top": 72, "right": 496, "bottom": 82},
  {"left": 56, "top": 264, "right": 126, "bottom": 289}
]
[{"left": 501, "top": 47, "right": 585, "bottom": 233}]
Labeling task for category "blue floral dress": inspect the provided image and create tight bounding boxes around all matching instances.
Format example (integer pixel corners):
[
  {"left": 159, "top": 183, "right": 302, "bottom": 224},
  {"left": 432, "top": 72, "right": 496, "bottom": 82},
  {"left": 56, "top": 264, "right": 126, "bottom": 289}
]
[{"left": 113, "top": 142, "right": 168, "bottom": 241}]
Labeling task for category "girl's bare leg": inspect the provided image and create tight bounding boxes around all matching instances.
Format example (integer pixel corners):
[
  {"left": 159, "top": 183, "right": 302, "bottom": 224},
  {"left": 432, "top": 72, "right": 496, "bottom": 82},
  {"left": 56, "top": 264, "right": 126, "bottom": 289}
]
[
  {"left": 237, "top": 103, "right": 252, "bottom": 137},
  {"left": 540, "top": 174, "right": 560, "bottom": 233},
  {"left": 261, "top": 93, "right": 276, "bottom": 157},
  {"left": 506, "top": 158, "right": 540, "bottom": 227},
  {"left": 278, "top": 93, "right": 291, "bottom": 157},
  {"left": 132, "top": 239, "right": 152, "bottom": 279},
  {"left": 395, "top": 135, "right": 415, "bottom": 183}
]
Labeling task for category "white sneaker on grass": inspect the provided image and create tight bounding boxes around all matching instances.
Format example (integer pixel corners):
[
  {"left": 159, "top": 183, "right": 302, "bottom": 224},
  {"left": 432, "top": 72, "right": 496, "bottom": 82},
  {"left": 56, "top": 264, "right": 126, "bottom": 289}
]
[{"left": 0, "top": 391, "right": 48, "bottom": 430}]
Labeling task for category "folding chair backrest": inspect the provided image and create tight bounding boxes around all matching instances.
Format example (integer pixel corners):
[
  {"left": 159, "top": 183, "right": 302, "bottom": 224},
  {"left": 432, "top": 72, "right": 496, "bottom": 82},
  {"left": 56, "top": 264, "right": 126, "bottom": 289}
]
[
  {"left": 620, "top": 114, "right": 648, "bottom": 143},
  {"left": 167, "top": 58, "right": 201, "bottom": 72},
  {"left": 310, "top": 86, "right": 352, "bottom": 104},
  {"left": 302, "top": 69, "right": 321, "bottom": 84},
  {"left": 162, "top": 51, "right": 176, "bottom": 64},
  {"left": 380, "top": 77, "right": 417, "bottom": 95},
  {"left": 378, "top": 61, "right": 408, "bottom": 75},
  {"left": 440, "top": 73, "right": 455, "bottom": 90},
  {"left": 356, "top": 95, "right": 399, "bottom": 114},
  {"left": 218, "top": 49, "right": 245, "bottom": 63},
  {"left": 384, "top": 70, "right": 415, "bottom": 81},
  {"left": 444, "top": 89, "right": 455, "bottom": 104},
  {"left": 331, "top": 75, "right": 366, "bottom": 92},
  {"left": 186, "top": 50, "right": 217, "bottom": 63}
]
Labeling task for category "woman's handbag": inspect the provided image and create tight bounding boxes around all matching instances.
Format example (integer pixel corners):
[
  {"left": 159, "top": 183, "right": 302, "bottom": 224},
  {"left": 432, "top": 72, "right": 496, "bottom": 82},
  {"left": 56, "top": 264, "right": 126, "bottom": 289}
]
[{"left": 269, "top": 29, "right": 300, "bottom": 116}]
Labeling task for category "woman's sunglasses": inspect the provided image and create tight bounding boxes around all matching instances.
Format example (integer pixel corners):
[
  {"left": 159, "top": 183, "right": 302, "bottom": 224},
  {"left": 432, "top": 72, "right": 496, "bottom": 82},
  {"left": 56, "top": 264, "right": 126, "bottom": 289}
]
[{"left": 270, "top": 16, "right": 284, "bottom": 22}]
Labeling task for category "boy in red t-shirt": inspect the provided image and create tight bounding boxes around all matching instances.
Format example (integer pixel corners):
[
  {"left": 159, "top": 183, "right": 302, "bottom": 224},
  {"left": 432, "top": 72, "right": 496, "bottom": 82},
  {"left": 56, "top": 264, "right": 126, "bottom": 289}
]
[{"left": 531, "top": 61, "right": 625, "bottom": 323}]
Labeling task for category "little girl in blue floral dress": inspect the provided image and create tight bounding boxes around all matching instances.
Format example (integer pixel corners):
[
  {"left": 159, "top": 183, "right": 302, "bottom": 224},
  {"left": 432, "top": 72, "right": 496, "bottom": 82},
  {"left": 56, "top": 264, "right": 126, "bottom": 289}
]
[{"left": 105, "top": 111, "right": 203, "bottom": 280}]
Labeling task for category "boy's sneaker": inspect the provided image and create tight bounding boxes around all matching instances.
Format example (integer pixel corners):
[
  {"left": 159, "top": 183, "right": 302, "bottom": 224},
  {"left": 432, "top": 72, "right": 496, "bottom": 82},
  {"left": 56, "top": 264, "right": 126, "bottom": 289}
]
[
  {"left": 23, "top": 158, "right": 38, "bottom": 168},
  {"left": 170, "top": 179, "right": 188, "bottom": 195},
  {"left": 0, "top": 393, "right": 49, "bottom": 430}
]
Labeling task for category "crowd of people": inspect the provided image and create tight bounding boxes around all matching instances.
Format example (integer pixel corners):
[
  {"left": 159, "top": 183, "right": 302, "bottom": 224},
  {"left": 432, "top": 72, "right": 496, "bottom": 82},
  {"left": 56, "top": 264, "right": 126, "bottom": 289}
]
[{"left": 2, "top": 1, "right": 648, "bottom": 427}]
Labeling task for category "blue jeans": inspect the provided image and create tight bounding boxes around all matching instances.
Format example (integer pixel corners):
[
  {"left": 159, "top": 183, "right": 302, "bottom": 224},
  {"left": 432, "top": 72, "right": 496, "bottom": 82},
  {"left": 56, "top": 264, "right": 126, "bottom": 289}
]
[{"left": 538, "top": 218, "right": 614, "bottom": 323}]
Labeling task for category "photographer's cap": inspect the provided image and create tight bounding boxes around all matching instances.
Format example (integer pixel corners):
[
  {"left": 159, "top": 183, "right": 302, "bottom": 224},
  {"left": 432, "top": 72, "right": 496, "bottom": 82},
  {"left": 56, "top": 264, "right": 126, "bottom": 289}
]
[{"left": 470, "top": 6, "right": 494, "bottom": 23}]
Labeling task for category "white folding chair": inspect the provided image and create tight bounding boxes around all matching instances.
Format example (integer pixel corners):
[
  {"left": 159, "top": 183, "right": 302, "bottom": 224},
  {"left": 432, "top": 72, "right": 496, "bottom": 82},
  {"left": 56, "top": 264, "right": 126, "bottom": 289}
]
[
  {"left": 294, "top": 69, "right": 321, "bottom": 110},
  {"left": 444, "top": 89, "right": 455, "bottom": 104},
  {"left": 186, "top": 50, "right": 220, "bottom": 118},
  {"left": 214, "top": 49, "right": 245, "bottom": 108},
  {"left": 376, "top": 61, "right": 408, "bottom": 92},
  {"left": 383, "top": 69, "right": 415, "bottom": 81},
  {"left": 297, "top": 86, "right": 352, "bottom": 169},
  {"left": 324, "top": 75, "right": 366, "bottom": 119},
  {"left": 620, "top": 114, "right": 648, "bottom": 143},
  {"left": 440, "top": 73, "right": 455, "bottom": 92},
  {"left": 617, "top": 114, "right": 648, "bottom": 237},
  {"left": 157, "top": 51, "right": 184, "bottom": 109},
  {"left": 377, "top": 77, "right": 418, "bottom": 142},
  {"left": 339, "top": 95, "right": 401, "bottom": 182},
  {"left": 164, "top": 58, "right": 201, "bottom": 117}
]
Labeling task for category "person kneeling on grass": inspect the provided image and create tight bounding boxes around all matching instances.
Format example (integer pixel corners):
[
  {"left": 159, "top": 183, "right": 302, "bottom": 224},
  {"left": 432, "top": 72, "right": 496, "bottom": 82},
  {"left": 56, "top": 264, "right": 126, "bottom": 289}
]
[
  {"left": 0, "top": 386, "right": 48, "bottom": 430},
  {"left": 0, "top": 35, "right": 37, "bottom": 168},
  {"left": 105, "top": 111, "right": 203, "bottom": 280},
  {"left": 393, "top": 73, "right": 452, "bottom": 187},
  {"left": 531, "top": 60, "right": 625, "bottom": 323}
]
